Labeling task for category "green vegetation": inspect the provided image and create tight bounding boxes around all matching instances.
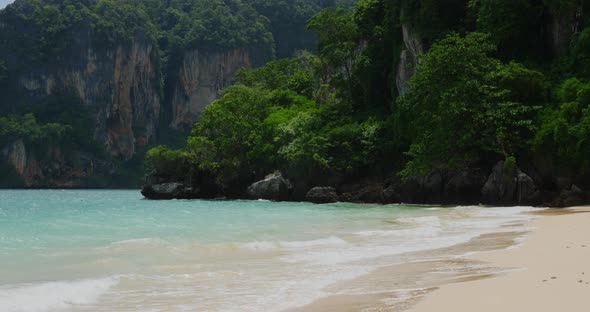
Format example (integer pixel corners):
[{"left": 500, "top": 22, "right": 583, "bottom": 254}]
[
  {"left": 0, "top": 114, "right": 68, "bottom": 148},
  {"left": 399, "top": 33, "right": 544, "bottom": 176},
  {"left": 0, "top": 0, "right": 337, "bottom": 187},
  {"left": 147, "top": 0, "right": 590, "bottom": 191},
  {"left": 1, "top": 0, "right": 590, "bottom": 190}
]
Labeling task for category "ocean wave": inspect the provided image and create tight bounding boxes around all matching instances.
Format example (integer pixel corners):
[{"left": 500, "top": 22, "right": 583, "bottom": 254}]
[
  {"left": 0, "top": 277, "right": 118, "bottom": 312},
  {"left": 355, "top": 216, "right": 442, "bottom": 238},
  {"left": 240, "top": 236, "right": 349, "bottom": 251},
  {"left": 109, "top": 237, "right": 168, "bottom": 246}
]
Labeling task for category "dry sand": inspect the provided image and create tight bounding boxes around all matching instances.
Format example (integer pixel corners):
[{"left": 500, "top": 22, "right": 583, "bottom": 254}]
[{"left": 410, "top": 207, "right": 590, "bottom": 312}]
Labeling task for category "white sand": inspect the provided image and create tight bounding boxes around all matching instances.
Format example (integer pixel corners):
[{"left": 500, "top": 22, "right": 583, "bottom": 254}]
[{"left": 410, "top": 207, "right": 590, "bottom": 312}]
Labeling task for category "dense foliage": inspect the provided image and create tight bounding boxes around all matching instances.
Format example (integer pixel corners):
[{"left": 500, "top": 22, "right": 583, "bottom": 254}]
[
  {"left": 2, "top": 0, "right": 590, "bottom": 190},
  {"left": 146, "top": 0, "right": 590, "bottom": 191},
  {"left": 0, "top": 0, "right": 337, "bottom": 187}
]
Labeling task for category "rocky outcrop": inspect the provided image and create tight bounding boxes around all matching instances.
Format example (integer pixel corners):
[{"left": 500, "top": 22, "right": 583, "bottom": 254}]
[
  {"left": 396, "top": 8, "right": 424, "bottom": 95},
  {"left": 516, "top": 171, "right": 540, "bottom": 204},
  {"left": 1, "top": 139, "right": 27, "bottom": 176},
  {"left": 0, "top": 139, "right": 111, "bottom": 187},
  {"left": 444, "top": 169, "right": 488, "bottom": 204},
  {"left": 305, "top": 187, "right": 339, "bottom": 204},
  {"left": 551, "top": 185, "right": 588, "bottom": 207},
  {"left": 482, "top": 161, "right": 517, "bottom": 205},
  {"left": 548, "top": 4, "right": 584, "bottom": 57},
  {"left": 247, "top": 172, "right": 293, "bottom": 201},
  {"left": 18, "top": 31, "right": 161, "bottom": 160},
  {"left": 170, "top": 48, "right": 254, "bottom": 131},
  {"left": 392, "top": 173, "right": 444, "bottom": 204},
  {"left": 339, "top": 181, "right": 384, "bottom": 203},
  {"left": 482, "top": 161, "right": 539, "bottom": 205},
  {"left": 141, "top": 182, "right": 187, "bottom": 200}
]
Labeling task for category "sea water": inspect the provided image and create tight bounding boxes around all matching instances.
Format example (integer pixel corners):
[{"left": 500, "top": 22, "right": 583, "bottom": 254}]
[{"left": 0, "top": 190, "right": 535, "bottom": 312}]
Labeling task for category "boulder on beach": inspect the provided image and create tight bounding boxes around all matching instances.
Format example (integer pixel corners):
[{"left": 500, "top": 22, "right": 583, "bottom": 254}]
[
  {"left": 141, "top": 182, "right": 185, "bottom": 200},
  {"left": 305, "top": 187, "right": 339, "bottom": 204},
  {"left": 247, "top": 172, "right": 293, "bottom": 201}
]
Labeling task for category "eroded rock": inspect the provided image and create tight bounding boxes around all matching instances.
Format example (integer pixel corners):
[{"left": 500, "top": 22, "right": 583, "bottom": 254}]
[{"left": 305, "top": 187, "right": 339, "bottom": 204}]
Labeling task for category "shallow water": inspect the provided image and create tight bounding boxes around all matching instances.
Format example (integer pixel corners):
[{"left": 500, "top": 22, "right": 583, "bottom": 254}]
[{"left": 0, "top": 190, "right": 535, "bottom": 312}]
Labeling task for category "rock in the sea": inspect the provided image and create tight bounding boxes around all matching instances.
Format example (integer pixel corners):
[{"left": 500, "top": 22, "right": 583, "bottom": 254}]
[
  {"left": 141, "top": 182, "right": 184, "bottom": 200},
  {"left": 247, "top": 172, "right": 293, "bottom": 201},
  {"left": 339, "top": 182, "right": 384, "bottom": 203},
  {"left": 305, "top": 187, "right": 339, "bottom": 204}
]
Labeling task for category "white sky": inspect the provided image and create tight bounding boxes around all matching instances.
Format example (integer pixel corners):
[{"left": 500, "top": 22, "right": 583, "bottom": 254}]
[{"left": 0, "top": 0, "right": 14, "bottom": 9}]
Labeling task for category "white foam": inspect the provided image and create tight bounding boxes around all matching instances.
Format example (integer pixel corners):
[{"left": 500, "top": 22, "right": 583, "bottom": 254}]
[
  {"left": 0, "top": 277, "right": 118, "bottom": 312},
  {"left": 398, "top": 216, "right": 441, "bottom": 225},
  {"left": 355, "top": 216, "right": 442, "bottom": 238},
  {"left": 240, "top": 240, "right": 277, "bottom": 251},
  {"left": 281, "top": 236, "right": 348, "bottom": 248},
  {"left": 240, "top": 236, "right": 349, "bottom": 251},
  {"left": 110, "top": 238, "right": 159, "bottom": 245}
]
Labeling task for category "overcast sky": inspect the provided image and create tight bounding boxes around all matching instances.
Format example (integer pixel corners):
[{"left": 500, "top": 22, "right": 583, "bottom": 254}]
[{"left": 0, "top": 0, "right": 14, "bottom": 9}]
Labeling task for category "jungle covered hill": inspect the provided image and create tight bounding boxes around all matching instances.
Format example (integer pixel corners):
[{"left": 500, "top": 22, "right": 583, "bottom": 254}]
[
  {"left": 0, "top": 0, "right": 351, "bottom": 187},
  {"left": 143, "top": 0, "right": 590, "bottom": 207}
]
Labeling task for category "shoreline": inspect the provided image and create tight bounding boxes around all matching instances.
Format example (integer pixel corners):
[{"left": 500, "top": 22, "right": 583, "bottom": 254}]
[
  {"left": 409, "top": 206, "right": 590, "bottom": 312},
  {"left": 288, "top": 208, "right": 537, "bottom": 312}
]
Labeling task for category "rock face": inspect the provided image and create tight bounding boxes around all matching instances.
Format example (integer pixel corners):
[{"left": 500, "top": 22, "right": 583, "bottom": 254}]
[
  {"left": 551, "top": 185, "right": 588, "bottom": 207},
  {"left": 392, "top": 173, "right": 443, "bottom": 204},
  {"left": 339, "top": 181, "right": 384, "bottom": 203},
  {"left": 482, "top": 161, "right": 517, "bottom": 205},
  {"left": 482, "top": 161, "right": 539, "bottom": 205},
  {"left": 548, "top": 5, "right": 584, "bottom": 57},
  {"left": 141, "top": 182, "right": 185, "bottom": 200},
  {"left": 395, "top": 9, "right": 424, "bottom": 95},
  {"left": 0, "top": 139, "right": 110, "bottom": 187},
  {"left": 18, "top": 31, "right": 161, "bottom": 160},
  {"left": 1, "top": 139, "right": 27, "bottom": 176},
  {"left": 516, "top": 172, "right": 540, "bottom": 204},
  {"left": 4, "top": 26, "right": 266, "bottom": 187},
  {"left": 247, "top": 172, "right": 293, "bottom": 201},
  {"left": 305, "top": 187, "right": 339, "bottom": 204},
  {"left": 444, "top": 169, "right": 488, "bottom": 204},
  {"left": 170, "top": 48, "right": 254, "bottom": 131}
]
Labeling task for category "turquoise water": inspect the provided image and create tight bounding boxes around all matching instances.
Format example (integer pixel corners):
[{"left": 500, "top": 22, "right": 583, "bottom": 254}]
[{"left": 0, "top": 190, "right": 534, "bottom": 312}]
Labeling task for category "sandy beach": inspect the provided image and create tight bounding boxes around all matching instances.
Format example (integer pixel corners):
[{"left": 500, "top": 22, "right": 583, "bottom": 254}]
[{"left": 410, "top": 207, "right": 590, "bottom": 312}]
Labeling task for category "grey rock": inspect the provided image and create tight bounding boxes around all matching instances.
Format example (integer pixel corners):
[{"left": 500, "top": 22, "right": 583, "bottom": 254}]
[
  {"left": 141, "top": 182, "right": 184, "bottom": 200},
  {"left": 339, "top": 182, "right": 384, "bottom": 203},
  {"left": 444, "top": 169, "right": 487, "bottom": 204},
  {"left": 247, "top": 172, "right": 293, "bottom": 201},
  {"left": 552, "top": 185, "right": 588, "bottom": 207},
  {"left": 482, "top": 161, "right": 518, "bottom": 205},
  {"left": 399, "top": 173, "right": 444, "bottom": 204},
  {"left": 305, "top": 187, "right": 339, "bottom": 204},
  {"left": 383, "top": 184, "right": 401, "bottom": 204},
  {"left": 516, "top": 171, "right": 540, "bottom": 205}
]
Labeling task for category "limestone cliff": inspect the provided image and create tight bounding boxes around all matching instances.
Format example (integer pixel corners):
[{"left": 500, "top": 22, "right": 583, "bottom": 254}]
[
  {"left": 395, "top": 9, "right": 424, "bottom": 96},
  {"left": 0, "top": 139, "right": 107, "bottom": 187},
  {"left": 548, "top": 4, "right": 585, "bottom": 57},
  {"left": 170, "top": 48, "right": 254, "bottom": 131},
  {"left": 18, "top": 32, "right": 161, "bottom": 160}
]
